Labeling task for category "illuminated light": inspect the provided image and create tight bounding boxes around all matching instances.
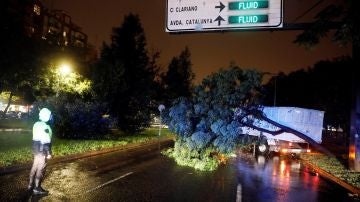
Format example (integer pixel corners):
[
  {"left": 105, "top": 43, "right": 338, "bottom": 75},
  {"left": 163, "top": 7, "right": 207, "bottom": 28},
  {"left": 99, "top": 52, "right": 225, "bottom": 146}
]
[
  {"left": 349, "top": 145, "right": 356, "bottom": 160},
  {"left": 228, "top": 1, "right": 269, "bottom": 10},
  {"left": 280, "top": 160, "right": 286, "bottom": 176},
  {"left": 228, "top": 15, "right": 268, "bottom": 24},
  {"left": 33, "top": 4, "right": 41, "bottom": 15},
  {"left": 307, "top": 149, "right": 311, "bottom": 153},
  {"left": 229, "top": 153, "right": 237, "bottom": 158},
  {"left": 59, "top": 63, "right": 72, "bottom": 76},
  {"left": 289, "top": 142, "right": 292, "bottom": 146},
  {"left": 236, "top": 184, "right": 242, "bottom": 202},
  {"left": 218, "top": 154, "right": 227, "bottom": 164},
  {"left": 281, "top": 149, "right": 288, "bottom": 153}
]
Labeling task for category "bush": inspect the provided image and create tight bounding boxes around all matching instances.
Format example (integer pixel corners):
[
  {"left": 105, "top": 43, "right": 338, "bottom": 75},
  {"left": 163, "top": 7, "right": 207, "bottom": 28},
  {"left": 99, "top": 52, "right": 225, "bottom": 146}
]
[
  {"left": 162, "top": 140, "right": 220, "bottom": 171},
  {"left": 31, "top": 96, "right": 111, "bottom": 139}
]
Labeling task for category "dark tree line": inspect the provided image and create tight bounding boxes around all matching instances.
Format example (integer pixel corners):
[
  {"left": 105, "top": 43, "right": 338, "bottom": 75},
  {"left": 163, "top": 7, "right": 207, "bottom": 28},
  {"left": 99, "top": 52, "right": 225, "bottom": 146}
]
[
  {"left": 263, "top": 57, "right": 353, "bottom": 132},
  {"left": 92, "top": 14, "right": 158, "bottom": 133},
  {"left": 91, "top": 14, "right": 194, "bottom": 133},
  {"left": 161, "top": 47, "right": 195, "bottom": 107}
]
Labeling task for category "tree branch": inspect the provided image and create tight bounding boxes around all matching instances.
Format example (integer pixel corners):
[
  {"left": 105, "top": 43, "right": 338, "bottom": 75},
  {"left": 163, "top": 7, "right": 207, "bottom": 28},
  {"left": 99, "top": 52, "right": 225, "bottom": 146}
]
[{"left": 235, "top": 106, "right": 334, "bottom": 156}]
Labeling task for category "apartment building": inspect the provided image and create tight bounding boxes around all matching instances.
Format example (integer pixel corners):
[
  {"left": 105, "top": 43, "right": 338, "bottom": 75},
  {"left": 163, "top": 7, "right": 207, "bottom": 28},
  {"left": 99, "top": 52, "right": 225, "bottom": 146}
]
[{"left": 23, "top": 0, "right": 88, "bottom": 48}]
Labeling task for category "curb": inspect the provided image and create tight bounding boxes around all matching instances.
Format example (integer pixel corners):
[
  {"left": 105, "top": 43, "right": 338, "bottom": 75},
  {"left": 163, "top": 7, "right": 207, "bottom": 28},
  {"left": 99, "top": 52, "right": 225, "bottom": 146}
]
[
  {"left": 0, "top": 137, "right": 174, "bottom": 175},
  {"left": 0, "top": 128, "right": 31, "bottom": 132},
  {"left": 301, "top": 159, "right": 360, "bottom": 195}
]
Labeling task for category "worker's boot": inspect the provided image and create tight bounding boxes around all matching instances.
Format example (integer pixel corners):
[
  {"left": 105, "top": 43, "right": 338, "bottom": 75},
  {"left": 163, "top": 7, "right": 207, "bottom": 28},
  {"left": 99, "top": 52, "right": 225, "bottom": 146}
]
[
  {"left": 32, "top": 178, "right": 48, "bottom": 195},
  {"left": 27, "top": 178, "right": 34, "bottom": 191}
]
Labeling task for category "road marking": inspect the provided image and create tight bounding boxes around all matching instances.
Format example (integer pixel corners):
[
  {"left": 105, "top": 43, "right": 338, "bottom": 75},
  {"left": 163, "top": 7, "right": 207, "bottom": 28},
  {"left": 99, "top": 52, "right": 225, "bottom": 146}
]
[
  {"left": 84, "top": 172, "right": 133, "bottom": 194},
  {"left": 236, "top": 183, "right": 242, "bottom": 202}
]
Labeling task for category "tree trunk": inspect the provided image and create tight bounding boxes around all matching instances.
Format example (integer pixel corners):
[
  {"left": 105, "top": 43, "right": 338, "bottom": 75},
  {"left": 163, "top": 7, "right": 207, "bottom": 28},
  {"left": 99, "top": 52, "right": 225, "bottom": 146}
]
[
  {"left": 3, "top": 91, "right": 13, "bottom": 115},
  {"left": 236, "top": 107, "right": 333, "bottom": 156},
  {"left": 244, "top": 113, "right": 334, "bottom": 157}
]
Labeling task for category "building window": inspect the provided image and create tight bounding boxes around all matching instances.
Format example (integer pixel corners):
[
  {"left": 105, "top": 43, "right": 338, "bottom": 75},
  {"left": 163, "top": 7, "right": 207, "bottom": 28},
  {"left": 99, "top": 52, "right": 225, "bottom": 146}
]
[
  {"left": 64, "top": 16, "right": 71, "bottom": 24},
  {"left": 34, "top": 4, "right": 41, "bottom": 15}
]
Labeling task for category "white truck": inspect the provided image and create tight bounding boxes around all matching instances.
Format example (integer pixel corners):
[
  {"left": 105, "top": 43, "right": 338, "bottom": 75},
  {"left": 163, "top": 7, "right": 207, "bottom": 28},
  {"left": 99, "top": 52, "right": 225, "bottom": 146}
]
[{"left": 240, "top": 106, "right": 324, "bottom": 155}]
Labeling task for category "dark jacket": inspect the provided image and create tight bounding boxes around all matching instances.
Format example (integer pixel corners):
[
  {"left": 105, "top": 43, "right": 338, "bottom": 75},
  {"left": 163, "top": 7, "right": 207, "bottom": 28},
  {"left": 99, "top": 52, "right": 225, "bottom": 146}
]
[{"left": 32, "top": 141, "right": 52, "bottom": 156}]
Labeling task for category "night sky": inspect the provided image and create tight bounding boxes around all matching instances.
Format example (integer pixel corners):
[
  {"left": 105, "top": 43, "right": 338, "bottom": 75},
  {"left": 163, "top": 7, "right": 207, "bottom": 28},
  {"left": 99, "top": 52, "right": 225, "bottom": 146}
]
[{"left": 43, "top": 0, "right": 351, "bottom": 83}]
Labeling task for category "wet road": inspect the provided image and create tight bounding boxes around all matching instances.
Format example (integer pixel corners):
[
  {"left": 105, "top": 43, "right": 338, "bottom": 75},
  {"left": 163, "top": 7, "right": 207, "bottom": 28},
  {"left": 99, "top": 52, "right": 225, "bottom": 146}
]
[{"left": 0, "top": 142, "right": 357, "bottom": 202}]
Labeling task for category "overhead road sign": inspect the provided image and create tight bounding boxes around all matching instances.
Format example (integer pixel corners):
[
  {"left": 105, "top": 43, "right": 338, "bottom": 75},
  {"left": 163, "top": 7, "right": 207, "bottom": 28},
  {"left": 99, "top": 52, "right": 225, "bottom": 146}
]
[{"left": 166, "top": 0, "right": 283, "bottom": 32}]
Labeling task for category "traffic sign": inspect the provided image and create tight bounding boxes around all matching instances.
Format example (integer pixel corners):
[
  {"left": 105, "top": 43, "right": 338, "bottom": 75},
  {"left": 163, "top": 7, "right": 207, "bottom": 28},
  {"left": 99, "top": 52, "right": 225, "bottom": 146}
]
[{"left": 166, "top": 0, "right": 283, "bottom": 32}]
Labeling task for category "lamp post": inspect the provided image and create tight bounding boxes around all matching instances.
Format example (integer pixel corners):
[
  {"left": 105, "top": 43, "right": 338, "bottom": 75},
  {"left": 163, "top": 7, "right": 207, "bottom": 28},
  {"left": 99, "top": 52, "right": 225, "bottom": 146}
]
[{"left": 158, "top": 104, "right": 165, "bottom": 150}]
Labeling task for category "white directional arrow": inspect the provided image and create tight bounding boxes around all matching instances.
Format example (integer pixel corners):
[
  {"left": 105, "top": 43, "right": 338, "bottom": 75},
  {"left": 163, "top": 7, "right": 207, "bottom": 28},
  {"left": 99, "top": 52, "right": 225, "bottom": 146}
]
[{"left": 166, "top": 0, "right": 283, "bottom": 32}]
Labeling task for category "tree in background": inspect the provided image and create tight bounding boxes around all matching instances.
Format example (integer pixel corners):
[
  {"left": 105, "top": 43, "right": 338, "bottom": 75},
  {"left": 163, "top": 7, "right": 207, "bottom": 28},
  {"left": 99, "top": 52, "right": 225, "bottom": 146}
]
[
  {"left": 0, "top": 0, "right": 94, "bottom": 115},
  {"left": 161, "top": 47, "right": 195, "bottom": 107},
  {"left": 294, "top": 0, "right": 360, "bottom": 170},
  {"left": 263, "top": 57, "right": 352, "bottom": 132},
  {"left": 93, "top": 13, "right": 158, "bottom": 133},
  {"left": 164, "top": 66, "right": 263, "bottom": 171},
  {"left": 0, "top": 1, "right": 111, "bottom": 139},
  {"left": 0, "top": 0, "right": 52, "bottom": 116},
  {"left": 294, "top": 0, "right": 359, "bottom": 48}
]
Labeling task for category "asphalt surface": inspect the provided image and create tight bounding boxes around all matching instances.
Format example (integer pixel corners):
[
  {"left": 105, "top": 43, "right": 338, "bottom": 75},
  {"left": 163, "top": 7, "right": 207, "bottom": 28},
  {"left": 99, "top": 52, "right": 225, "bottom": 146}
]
[{"left": 1, "top": 140, "right": 358, "bottom": 202}]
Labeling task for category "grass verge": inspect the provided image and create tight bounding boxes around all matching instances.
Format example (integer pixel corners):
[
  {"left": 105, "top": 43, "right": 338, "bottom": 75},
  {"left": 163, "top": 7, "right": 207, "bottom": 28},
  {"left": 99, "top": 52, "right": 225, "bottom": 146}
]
[
  {"left": 0, "top": 128, "right": 174, "bottom": 167},
  {"left": 300, "top": 153, "right": 360, "bottom": 189}
]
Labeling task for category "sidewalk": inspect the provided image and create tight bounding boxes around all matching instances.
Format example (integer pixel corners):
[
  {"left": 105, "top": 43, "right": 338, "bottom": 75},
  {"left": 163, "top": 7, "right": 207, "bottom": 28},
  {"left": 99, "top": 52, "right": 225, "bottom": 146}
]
[{"left": 0, "top": 137, "right": 174, "bottom": 175}]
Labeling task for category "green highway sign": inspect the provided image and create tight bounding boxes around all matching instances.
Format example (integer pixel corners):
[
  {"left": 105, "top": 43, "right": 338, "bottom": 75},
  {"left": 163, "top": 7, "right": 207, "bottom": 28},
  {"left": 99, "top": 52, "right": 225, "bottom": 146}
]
[
  {"left": 228, "top": 14, "right": 269, "bottom": 24},
  {"left": 166, "top": 0, "right": 283, "bottom": 32},
  {"left": 228, "top": 1, "right": 269, "bottom": 10}
]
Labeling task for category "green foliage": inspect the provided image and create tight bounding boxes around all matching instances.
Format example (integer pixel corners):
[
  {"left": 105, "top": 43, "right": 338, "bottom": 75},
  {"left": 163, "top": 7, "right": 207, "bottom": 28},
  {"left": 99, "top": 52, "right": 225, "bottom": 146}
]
[
  {"left": 162, "top": 140, "right": 219, "bottom": 171},
  {"left": 0, "top": 128, "right": 174, "bottom": 167},
  {"left": 37, "top": 66, "right": 92, "bottom": 97},
  {"left": 93, "top": 13, "right": 159, "bottom": 133},
  {"left": 0, "top": 131, "right": 32, "bottom": 166},
  {"left": 31, "top": 96, "right": 111, "bottom": 139},
  {"left": 0, "top": 147, "right": 32, "bottom": 167},
  {"left": 165, "top": 66, "right": 263, "bottom": 170},
  {"left": 301, "top": 153, "right": 360, "bottom": 188}
]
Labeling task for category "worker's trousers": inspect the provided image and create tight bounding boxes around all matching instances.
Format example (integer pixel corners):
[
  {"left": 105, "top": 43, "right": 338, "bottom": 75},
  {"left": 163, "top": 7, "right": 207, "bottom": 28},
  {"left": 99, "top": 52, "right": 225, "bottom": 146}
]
[{"left": 29, "top": 154, "right": 47, "bottom": 187}]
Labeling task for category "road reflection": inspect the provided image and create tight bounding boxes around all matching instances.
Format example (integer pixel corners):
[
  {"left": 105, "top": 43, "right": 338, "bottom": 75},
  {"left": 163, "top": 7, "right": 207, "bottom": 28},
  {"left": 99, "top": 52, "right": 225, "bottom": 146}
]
[
  {"left": 235, "top": 154, "right": 343, "bottom": 202},
  {"left": 0, "top": 146, "right": 353, "bottom": 202}
]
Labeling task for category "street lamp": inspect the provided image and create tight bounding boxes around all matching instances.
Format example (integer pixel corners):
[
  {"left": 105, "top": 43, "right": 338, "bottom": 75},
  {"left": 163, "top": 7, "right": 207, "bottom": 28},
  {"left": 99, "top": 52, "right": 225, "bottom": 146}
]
[
  {"left": 56, "top": 62, "right": 72, "bottom": 96},
  {"left": 59, "top": 63, "right": 71, "bottom": 76},
  {"left": 158, "top": 104, "right": 165, "bottom": 150}
]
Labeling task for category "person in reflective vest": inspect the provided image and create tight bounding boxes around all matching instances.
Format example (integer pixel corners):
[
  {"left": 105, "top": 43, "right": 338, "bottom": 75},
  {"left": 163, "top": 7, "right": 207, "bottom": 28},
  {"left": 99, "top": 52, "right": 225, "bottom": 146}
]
[{"left": 28, "top": 108, "right": 53, "bottom": 195}]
